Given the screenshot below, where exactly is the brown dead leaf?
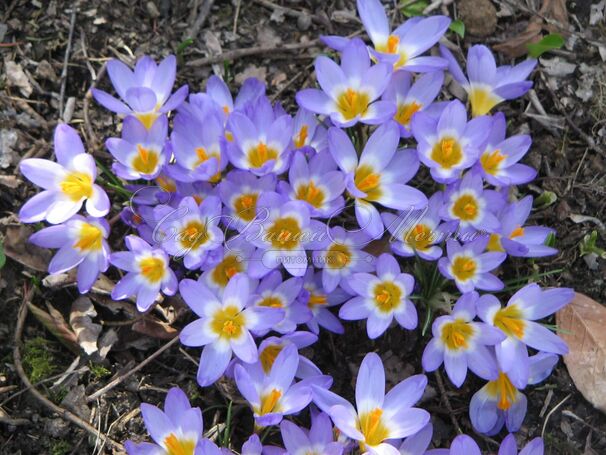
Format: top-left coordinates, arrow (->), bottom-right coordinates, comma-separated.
3,224 -> 51,272
70,297 -> 102,355
556,293 -> 606,413
132,318 -> 178,340
494,0 -> 569,58
26,301 -> 80,353
5,60 -> 33,98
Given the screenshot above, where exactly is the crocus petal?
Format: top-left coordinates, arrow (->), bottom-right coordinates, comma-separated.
197,342 -> 231,386
356,352 -> 385,414
329,404 -> 364,441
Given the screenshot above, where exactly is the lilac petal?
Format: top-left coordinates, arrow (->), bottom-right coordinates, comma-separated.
76,256 -> 100,293
295,89 -> 332,116
19,190 -> 56,223
268,344 -> 299,390
339,296 -> 371,320
312,385 -> 352,415
376,253 -> 400,277
125,87 -> 158,113
355,352 -> 385,414
329,404 -> 364,441
280,420 -> 310,454
49,245 -> 84,274
376,184 -> 427,211
106,59 -> 135,99
467,345 -> 499,381
355,200 -> 383,240
527,287 -> 573,320
357,0 -> 389,46
475,273 -> 504,291
197,342 -> 231,386
360,100 -> 396,125
385,407 -> 430,440
315,56 -> 346,97
528,352 -> 558,385
223,273 -> 249,309
467,45 -> 497,86
403,56 -> 448,72
151,55 -> 176,103
523,321 -> 568,355
112,272 -> 139,300
450,435 -> 481,455
320,34 -> 350,52
359,122 -> 399,171
437,100 -> 467,136
444,351 -> 468,387
20,158 -> 64,189
439,45 -> 468,86
469,386 -> 499,434
87,185 -> 110,218
342,38 -> 372,80
367,313 -> 392,339
29,225 -> 68,248
384,374 -> 427,412
180,318 -> 217,347
422,338 -> 444,372
505,392 -> 527,433
328,127 -> 358,173
162,85 -> 189,112
519,438 -> 544,455
179,279 -> 221,317
234,365 -> 260,406
164,386 -> 193,423
463,115 -> 492,147
140,403 -> 172,446
493,81 -> 533,100
54,124 -> 87,165
231,330 -> 258,363
279,382 -> 312,414
136,284 -> 160,311
401,15 -> 450,56
91,88 -> 132,114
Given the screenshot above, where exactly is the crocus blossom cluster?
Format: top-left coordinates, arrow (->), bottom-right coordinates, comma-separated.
18,0 -> 571,453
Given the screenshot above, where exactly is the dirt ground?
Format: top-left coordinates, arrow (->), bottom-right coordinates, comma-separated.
0,0 -> 605,454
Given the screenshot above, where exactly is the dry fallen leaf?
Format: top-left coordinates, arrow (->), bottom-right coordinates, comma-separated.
3,224 -> 52,272
132,318 -> 178,340
70,296 -> 102,355
26,301 -> 80,353
5,60 -> 33,97
556,293 -> 606,413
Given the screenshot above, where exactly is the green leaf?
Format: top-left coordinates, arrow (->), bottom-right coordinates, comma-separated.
527,33 -> 565,58
533,190 -> 557,210
449,20 -> 465,38
0,239 -> 5,270
401,0 -> 429,17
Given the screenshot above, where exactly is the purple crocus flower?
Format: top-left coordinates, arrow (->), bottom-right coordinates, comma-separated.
382,192 -> 452,261
250,271 -> 309,335
474,113 -> 536,185
92,55 -> 188,129
329,121 -> 427,239
19,124 -> 110,224
106,115 -> 168,180
166,101 -> 226,183
179,273 -> 283,387
110,235 -> 177,311
313,352 -> 429,455
340,253 -> 417,339
421,292 -> 505,387
438,237 -> 506,293
477,283 -> 572,387
219,170 -> 277,232
234,344 -> 313,427
498,434 -> 544,455
296,38 -> 395,128
153,195 -> 224,270
469,352 -> 559,435
278,152 -> 346,218
440,44 -> 537,117
322,0 -> 450,72
292,107 -> 329,154
411,100 -> 491,183
253,332 -> 322,380
486,196 -> 557,258
399,422 -> 433,455
427,434 -> 480,455
245,193 -> 327,278
300,269 -> 348,335
382,71 -> 444,137
312,226 -> 375,293
200,236 -> 256,295
225,96 -> 293,176
124,387 -> 206,455
242,434 -> 265,455
440,171 -> 504,235
279,412 -> 344,455
29,215 -> 110,293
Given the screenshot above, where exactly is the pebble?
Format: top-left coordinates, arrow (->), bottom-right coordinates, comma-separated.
458,0 -> 497,37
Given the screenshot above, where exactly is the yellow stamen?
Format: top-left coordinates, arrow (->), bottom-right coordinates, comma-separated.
510,226 -> 525,238
294,125 -> 309,148
373,281 -> 402,313
358,408 -> 389,448
259,344 -> 283,374
266,217 -> 302,250
451,256 -> 477,281
258,296 -> 284,308
486,233 -> 504,252
486,372 -> 518,410
404,223 -> 433,251
452,194 -> 479,221
156,174 -> 177,193
440,318 -> 475,350
211,255 -> 243,288
493,304 -> 526,339
248,142 -> 278,168
163,433 -> 196,455
326,243 -> 352,269
308,293 -> 327,308
210,305 -> 245,339
234,193 -> 258,222
73,223 -> 103,252
135,111 -> 160,130
60,171 -> 93,201
336,88 -> 370,121
179,220 -> 209,251
139,256 -> 165,283
395,101 -> 422,127
480,149 -> 506,175
354,165 -> 382,200
295,180 -> 325,208
431,137 -> 463,169
259,389 -> 282,415
469,86 -> 501,117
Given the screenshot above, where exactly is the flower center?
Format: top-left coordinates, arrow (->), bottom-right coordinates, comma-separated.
451,256 -> 477,282
60,171 -> 93,201
354,165 -> 382,200
179,220 -> 209,251
132,145 -> 160,175
73,223 -> 103,252
326,243 -> 352,270
480,149 -> 506,175
431,137 -> 463,170
294,125 -> 309,148
234,192 -> 258,222
135,111 -> 160,130
469,86 -> 501,117
373,281 -> 402,313
487,233 -> 504,252
395,101 -> 422,127
211,305 -> 245,339
139,256 -> 166,284
440,318 -> 475,351
266,216 -> 302,250
163,433 -> 196,455
258,295 -> 284,308
211,254 -> 243,288
404,223 -> 433,251
259,344 -> 283,374
248,142 -> 278,168
486,372 -> 518,410
452,194 -> 479,221
295,180 -> 325,209
259,388 -> 283,415
336,88 -> 370,121
307,292 -> 327,308
510,226 -> 525,238
493,304 -> 526,339
156,174 -> 177,193
358,408 -> 389,448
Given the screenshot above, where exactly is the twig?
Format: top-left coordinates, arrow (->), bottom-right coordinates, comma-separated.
86,336 -> 179,402
434,370 -> 463,435
232,0 -> 242,34
541,393 -> 571,438
13,290 -> 124,451
187,0 -> 216,41
59,8 -> 77,121
186,40 -> 319,67
0,408 -> 29,426
270,62 -> 314,102
82,62 -> 108,156
540,72 -> 606,158
252,0 -> 328,28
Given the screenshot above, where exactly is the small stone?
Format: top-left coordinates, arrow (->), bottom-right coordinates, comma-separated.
297,13 -> 312,31
145,1 -> 160,18
458,0 -> 497,37
45,418 -> 70,438
35,59 -> 57,82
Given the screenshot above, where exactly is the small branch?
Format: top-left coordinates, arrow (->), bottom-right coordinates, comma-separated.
13,289 -> 124,451
187,0 -> 215,41
86,335 -> 179,402
58,8 -> 77,121
82,62 -> 108,156
434,370 -> 463,435
186,40 -> 319,67
252,0 -> 328,28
